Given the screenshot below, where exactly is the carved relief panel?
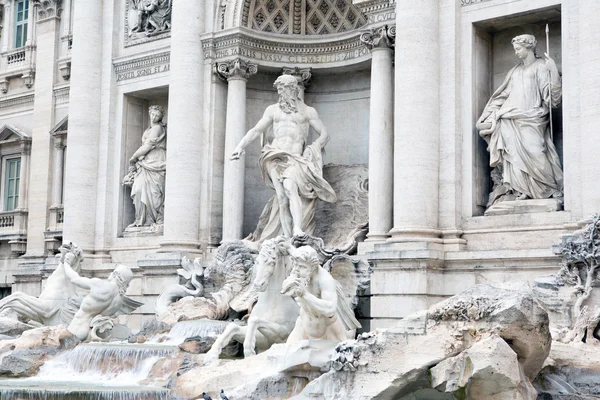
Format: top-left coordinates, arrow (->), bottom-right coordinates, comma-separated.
124,0 -> 172,47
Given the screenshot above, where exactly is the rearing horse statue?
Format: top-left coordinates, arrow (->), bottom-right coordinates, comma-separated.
205,237 -> 299,362
0,242 -> 84,327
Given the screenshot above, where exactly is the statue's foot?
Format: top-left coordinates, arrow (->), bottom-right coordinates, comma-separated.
243,348 -> 257,358
203,350 -> 219,365
515,192 -> 529,200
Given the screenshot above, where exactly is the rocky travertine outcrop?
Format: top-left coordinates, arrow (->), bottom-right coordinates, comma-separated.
172,281 -> 550,400
0,326 -> 79,377
294,281 -> 549,400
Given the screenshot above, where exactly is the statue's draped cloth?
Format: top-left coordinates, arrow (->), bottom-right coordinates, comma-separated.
248,143 -> 337,242
480,59 -> 563,200
131,124 -> 166,226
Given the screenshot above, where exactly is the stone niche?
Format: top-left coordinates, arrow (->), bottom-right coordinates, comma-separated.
471,6 -> 562,216
118,87 -> 169,236
242,68 -> 370,236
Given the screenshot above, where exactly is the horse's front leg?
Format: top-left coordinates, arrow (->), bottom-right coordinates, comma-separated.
243,316 -> 262,358
204,322 -> 246,364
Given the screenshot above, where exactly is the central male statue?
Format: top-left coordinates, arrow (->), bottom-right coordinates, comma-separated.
231,74 -> 337,241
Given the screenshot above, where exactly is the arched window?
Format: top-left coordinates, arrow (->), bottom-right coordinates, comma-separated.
243,0 -> 367,35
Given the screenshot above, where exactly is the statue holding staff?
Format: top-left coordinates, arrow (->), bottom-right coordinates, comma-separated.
476,34 -> 563,207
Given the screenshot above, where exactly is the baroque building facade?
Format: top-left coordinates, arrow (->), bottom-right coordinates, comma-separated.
0,0 -> 598,330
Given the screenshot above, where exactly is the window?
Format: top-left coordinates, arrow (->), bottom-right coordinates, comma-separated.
4,157 -> 20,211
14,0 -> 29,48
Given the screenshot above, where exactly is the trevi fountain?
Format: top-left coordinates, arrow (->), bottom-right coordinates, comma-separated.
0,0 -> 598,399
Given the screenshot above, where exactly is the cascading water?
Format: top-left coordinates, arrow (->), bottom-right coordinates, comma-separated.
150,319 -> 229,345
0,342 -> 179,400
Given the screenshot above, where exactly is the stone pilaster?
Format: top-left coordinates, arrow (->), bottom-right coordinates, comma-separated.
215,58 -> 257,241
62,0 -> 102,253
389,1 -> 441,244
51,137 -> 66,206
282,67 -> 311,101
360,25 -> 395,242
1,2 -> 11,52
17,141 -> 31,210
580,1 -> 600,216
23,0 -> 61,258
160,0 -> 205,251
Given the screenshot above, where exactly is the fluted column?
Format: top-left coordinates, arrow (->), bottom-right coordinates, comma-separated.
361,25 -> 395,242
62,0 -> 102,252
580,1 -> 600,216
282,67 -> 311,101
389,2 -> 440,243
160,0 -> 205,251
215,59 -> 257,241
51,137 -> 65,206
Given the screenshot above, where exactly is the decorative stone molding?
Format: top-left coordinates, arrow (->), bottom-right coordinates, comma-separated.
359,24 -> 395,50
282,66 -> 311,88
460,0 -> 494,5
32,0 -> 63,20
353,0 -> 395,24
214,58 -> 258,81
0,78 -> 8,94
242,0 -> 367,35
22,70 -> 34,88
58,61 -> 70,80
202,28 -> 371,69
53,86 -> 70,105
113,51 -> 170,82
0,93 -> 34,109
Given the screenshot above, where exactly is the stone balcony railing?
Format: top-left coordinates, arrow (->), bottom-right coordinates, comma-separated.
0,45 -> 36,93
0,209 -> 28,254
45,205 -> 64,253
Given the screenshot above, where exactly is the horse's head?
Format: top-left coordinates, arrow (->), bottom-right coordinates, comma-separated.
253,238 -> 284,292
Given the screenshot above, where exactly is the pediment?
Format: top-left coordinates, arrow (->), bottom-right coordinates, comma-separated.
0,124 -> 30,142
50,115 -> 68,135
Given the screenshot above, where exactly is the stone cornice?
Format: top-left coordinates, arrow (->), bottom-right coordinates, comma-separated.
113,51 -> 170,82
360,25 -> 395,50
0,93 -> 34,110
32,0 -> 62,20
201,27 -> 371,70
353,0 -> 395,24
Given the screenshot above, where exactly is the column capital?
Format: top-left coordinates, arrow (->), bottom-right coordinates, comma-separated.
360,25 -> 396,51
214,58 -> 258,82
33,0 -> 63,20
282,67 -> 312,89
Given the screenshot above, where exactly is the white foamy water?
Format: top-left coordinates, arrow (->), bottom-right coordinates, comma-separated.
149,319 -> 229,345
27,342 -> 178,386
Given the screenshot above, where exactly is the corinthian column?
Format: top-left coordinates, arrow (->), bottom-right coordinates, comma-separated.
389,2 -> 441,243
282,67 -> 311,101
360,25 -> 395,242
215,59 -> 257,241
160,0 -> 205,251
62,0 -> 101,253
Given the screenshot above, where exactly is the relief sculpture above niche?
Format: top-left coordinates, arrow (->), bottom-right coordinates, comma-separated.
125,0 -> 172,47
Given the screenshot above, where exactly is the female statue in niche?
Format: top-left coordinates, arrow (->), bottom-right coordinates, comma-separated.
123,105 -> 167,233
476,34 -> 563,207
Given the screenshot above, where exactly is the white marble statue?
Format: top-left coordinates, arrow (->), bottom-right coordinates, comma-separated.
123,105 -> 167,233
130,0 -> 172,37
0,243 -> 84,328
282,245 -> 361,343
231,74 -> 337,241
205,237 -> 299,362
476,34 -> 563,206
61,262 -> 142,341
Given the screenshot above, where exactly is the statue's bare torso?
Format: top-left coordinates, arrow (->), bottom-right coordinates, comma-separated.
268,103 -> 311,155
